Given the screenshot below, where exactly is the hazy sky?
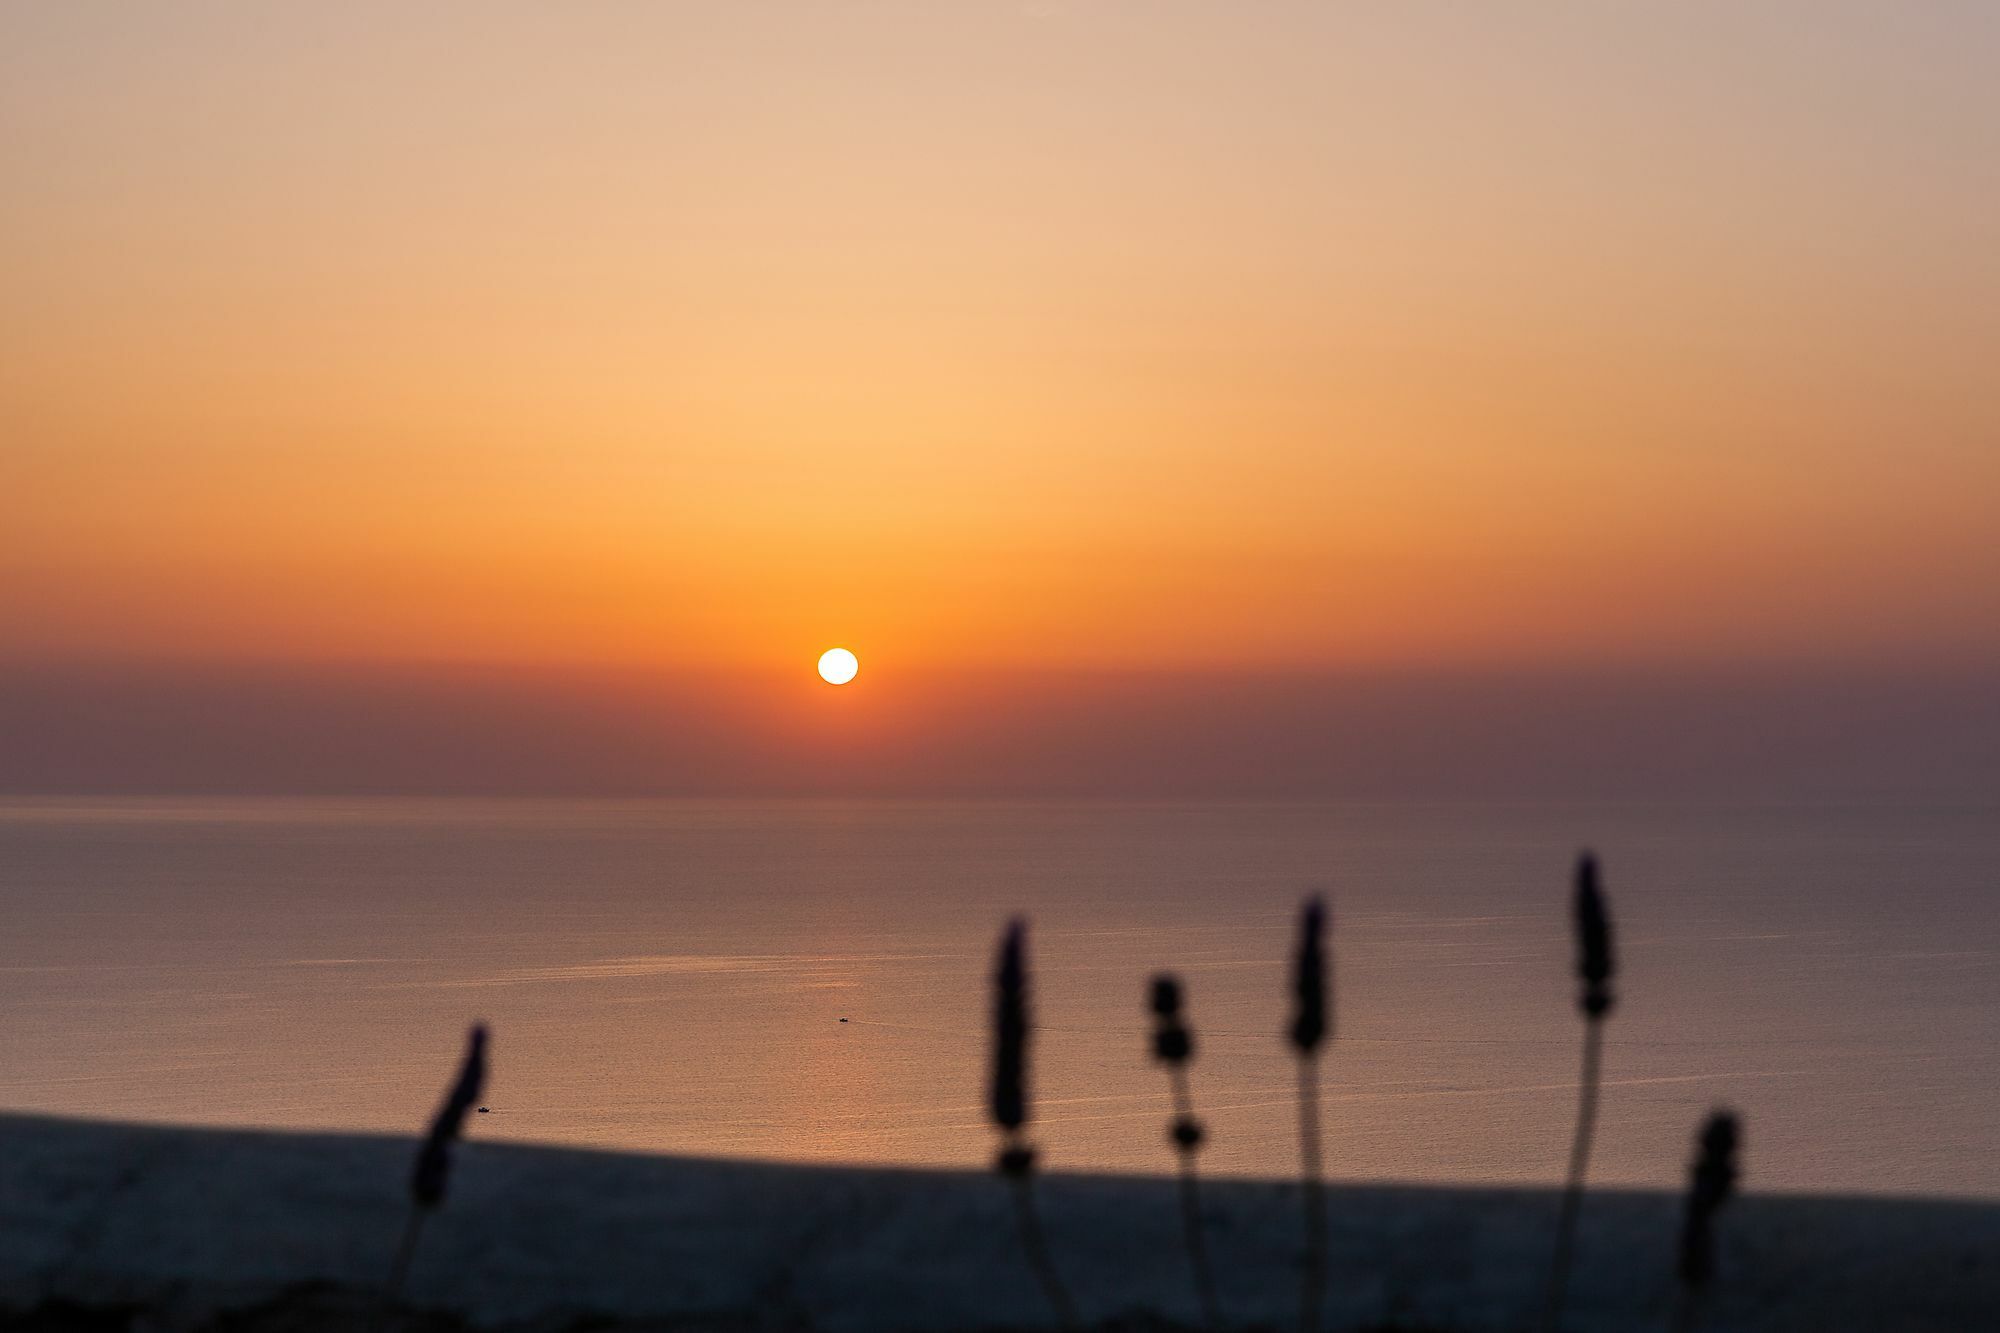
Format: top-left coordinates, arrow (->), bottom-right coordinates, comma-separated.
4,4 -> 1997,793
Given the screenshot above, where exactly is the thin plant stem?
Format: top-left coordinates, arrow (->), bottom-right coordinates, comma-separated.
1168,1064 -> 1222,1331
384,1206 -> 427,1306
1297,1050 -> 1325,1333
1669,1288 -> 1701,1333
1542,1016 -> 1606,1333
1008,1164 -> 1078,1332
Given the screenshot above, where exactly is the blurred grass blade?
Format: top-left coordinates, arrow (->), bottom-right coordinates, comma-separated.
1543,853 -> 1616,1333
989,919 -> 1075,1331
387,1024 -> 488,1304
1289,895 -> 1330,1333
1151,973 -> 1219,1330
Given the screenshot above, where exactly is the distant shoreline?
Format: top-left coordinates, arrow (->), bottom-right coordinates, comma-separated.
3,1113 -> 1994,1330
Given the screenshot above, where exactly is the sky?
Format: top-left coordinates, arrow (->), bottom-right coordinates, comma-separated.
3,3 -> 1997,796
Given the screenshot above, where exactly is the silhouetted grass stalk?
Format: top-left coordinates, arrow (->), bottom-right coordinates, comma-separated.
1150,975 -> 1220,1331
386,1024 -> 488,1305
1671,1111 -> 1741,1333
1542,854 -> 1615,1333
990,920 -> 1077,1331
384,1211 -> 426,1307
1288,897 -> 1330,1333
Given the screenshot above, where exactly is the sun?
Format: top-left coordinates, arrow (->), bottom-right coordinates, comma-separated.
816,647 -> 859,686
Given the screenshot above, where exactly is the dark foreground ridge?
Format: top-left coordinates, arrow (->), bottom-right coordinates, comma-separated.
1,1114 -> 1993,1332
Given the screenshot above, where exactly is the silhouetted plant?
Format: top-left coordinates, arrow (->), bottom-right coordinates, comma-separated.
387,1024 -> 488,1303
1288,896 -> 1331,1333
1540,853 -> 1615,1333
1671,1111 -> 1742,1333
1149,973 -> 1220,1331
990,919 -> 1077,1330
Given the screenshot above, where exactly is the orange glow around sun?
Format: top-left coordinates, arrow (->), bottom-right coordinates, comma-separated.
2,5 -> 1997,678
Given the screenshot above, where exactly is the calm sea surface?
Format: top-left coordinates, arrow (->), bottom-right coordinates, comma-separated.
0,798 -> 1993,1197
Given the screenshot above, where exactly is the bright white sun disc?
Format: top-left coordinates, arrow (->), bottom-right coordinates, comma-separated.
817,648 -> 859,685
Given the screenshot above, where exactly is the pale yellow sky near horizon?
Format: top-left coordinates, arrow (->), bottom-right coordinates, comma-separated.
5,2 -> 1998,675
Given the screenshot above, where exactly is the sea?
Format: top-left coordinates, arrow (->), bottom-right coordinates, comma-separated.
0,798 -> 1993,1198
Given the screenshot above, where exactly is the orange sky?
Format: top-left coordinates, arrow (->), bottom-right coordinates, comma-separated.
5,3 -> 1998,678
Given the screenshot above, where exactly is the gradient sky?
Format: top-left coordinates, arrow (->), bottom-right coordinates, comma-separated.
4,4 -> 1998,794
